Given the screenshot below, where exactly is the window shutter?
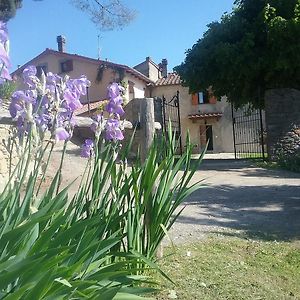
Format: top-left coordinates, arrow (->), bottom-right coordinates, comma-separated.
61,60 -> 73,73
191,93 -> 198,105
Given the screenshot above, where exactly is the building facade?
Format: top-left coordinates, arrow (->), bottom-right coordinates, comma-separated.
12,36 -> 152,107
134,58 -> 234,153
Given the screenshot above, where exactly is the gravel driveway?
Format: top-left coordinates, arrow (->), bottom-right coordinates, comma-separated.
48,142 -> 300,243
171,159 -> 300,243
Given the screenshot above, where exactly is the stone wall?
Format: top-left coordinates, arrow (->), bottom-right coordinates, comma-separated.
0,124 -> 14,189
265,88 -> 300,159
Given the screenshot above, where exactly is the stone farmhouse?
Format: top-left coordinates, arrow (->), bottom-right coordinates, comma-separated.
12,36 -> 235,154
135,57 -> 234,153
12,36 -> 152,105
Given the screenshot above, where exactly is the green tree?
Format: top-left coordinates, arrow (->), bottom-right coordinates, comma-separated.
0,80 -> 16,106
0,0 -> 22,21
175,0 -> 300,108
0,0 -> 135,30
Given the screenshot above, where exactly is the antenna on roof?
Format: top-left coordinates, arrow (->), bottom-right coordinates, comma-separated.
97,35 -> 102,60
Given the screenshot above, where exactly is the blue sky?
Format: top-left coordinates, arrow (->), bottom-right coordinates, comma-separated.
8,0 -> 234,72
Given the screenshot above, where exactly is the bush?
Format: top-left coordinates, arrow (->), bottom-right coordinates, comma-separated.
274,125 -> 300,173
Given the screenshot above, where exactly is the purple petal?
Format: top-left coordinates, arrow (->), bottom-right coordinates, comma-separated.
67,75 -> 91,97
9,102 -> 17,118
0,43 -> 10,67
12,90 -> 36,104
0,22 -> 8,43
105,118 -> 124,141
23,66 -> 38,87
0,65 -> 11,81
107,82 -> 124,99
55,127 -> 70,141
80,139 -> 94,158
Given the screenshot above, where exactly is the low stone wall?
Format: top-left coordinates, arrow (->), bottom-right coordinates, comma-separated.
0,124 -> 15,188
265,88 -> 300,159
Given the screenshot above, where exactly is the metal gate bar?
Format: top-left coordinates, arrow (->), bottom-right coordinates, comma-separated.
232,104 -> 266,160
161,91 -> 183,154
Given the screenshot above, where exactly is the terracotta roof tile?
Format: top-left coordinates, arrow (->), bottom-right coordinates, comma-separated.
188,112 -> 223,120
12,49 -> 153,84
75,101 -> 104,116
155,73 -> 181,86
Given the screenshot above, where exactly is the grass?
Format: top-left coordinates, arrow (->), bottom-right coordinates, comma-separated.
238,152 -> 267,159
255,160 -> 300,173
154,236 -> 300,300
255,160 -> 281,170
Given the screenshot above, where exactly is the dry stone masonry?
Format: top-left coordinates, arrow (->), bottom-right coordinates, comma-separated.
265,88 -> 300,164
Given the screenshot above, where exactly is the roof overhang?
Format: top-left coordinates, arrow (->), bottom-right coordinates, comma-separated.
11,49 -> 154,84
188,112 -> 223,121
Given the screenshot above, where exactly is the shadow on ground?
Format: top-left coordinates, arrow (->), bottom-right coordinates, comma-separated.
179,183 -> 300,241
199,159 -> 300,179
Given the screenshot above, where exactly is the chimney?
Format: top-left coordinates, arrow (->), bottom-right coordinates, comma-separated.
160,59 -> 168,77
56,35 -> 66,52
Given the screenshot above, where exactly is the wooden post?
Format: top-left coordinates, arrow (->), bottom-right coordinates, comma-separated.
139,98 -> 155,162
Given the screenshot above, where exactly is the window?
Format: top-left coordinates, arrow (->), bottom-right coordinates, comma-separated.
60,60 -> 73,73
191,91 -> 209,105
36,64 -> 48,77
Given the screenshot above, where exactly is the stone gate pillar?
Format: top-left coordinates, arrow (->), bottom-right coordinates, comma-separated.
265,88 -> 300,160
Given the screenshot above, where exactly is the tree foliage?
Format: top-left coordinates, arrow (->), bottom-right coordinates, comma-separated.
175,0 -> 300,108
0,0 -> 22,21
0,0 -> 135,30
71,0 -> 135,30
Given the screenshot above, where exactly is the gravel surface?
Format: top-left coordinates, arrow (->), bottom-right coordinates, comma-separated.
48,142 -> 300,243
170,160 -> 300,243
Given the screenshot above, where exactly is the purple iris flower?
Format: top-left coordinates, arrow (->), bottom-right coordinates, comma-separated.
63,76 -> 90,112
9,64 -> 93,144
105,118 -> 124,141
106,95 -> 125,116
68,75 -> 91,96
55,127 -> 70,141
0,22 -> 8,42
0,22 -> 11,83
0,66 -> 11,83
35,113 -> 52,132
9,102 -> 17,118
90,113 -> 104,134
46,72 -> 61,92
0,43 -> 10,68
107,82 -> 124,99
81,139 -> 94,158
23,66 -> 39,88
9,91 -> 36,118
63,88 -> 83,111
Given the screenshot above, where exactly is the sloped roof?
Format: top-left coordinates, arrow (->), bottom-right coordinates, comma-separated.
12,49 -> 154,84
133,57 -> 160,70
74,101 -> 104,116
155,73 -> 181,86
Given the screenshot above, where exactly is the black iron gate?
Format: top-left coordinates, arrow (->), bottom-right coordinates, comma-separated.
232,104 -> 266,160
156,91 -> 182,154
